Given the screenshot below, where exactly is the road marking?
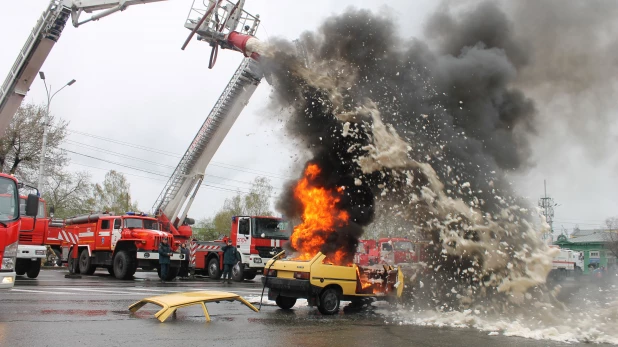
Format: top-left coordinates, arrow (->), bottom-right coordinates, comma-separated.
9,288 -> 73,295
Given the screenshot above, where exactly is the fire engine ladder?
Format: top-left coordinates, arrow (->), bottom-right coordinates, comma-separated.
0,0 -> 70,135
153,57 -> 263,227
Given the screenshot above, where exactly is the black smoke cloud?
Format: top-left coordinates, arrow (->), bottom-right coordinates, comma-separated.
265,0 -> 617,267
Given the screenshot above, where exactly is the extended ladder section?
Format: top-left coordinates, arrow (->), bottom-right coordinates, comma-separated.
0,0 -> 70,134
153,57 -> 263,227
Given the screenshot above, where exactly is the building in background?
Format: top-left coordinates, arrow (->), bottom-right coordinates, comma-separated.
555,232 -> 617,274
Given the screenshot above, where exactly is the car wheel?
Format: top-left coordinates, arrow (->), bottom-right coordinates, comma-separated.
318,287 -> 340,315
276,296 -> 297,310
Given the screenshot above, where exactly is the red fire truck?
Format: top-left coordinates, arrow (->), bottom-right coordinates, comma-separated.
0,174 -> 39,289
377,237 -> 416,264
15,194 -> 49,279
192,216 -> 290,282
62,212 -> 185,280
354,239 -> 378,266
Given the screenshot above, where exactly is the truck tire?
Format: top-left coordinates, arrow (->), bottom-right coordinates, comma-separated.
26,260 -> 41,279
318,287 -> 341,315
68,257 -> 81,274
232,263 -> 244,282
79,249 -> 96,275
107,267 -> 115,277
243,272 -> 257,280
208,258 -> 222,280
113,250 -> 136,280
15,260 -> 27,276
276,296 -> 297,310
54,249 -> 62,267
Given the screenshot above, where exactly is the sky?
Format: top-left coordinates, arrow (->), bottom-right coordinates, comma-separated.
1,0 -> 616,232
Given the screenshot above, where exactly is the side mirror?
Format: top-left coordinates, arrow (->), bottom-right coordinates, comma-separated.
25,194 -> 39,217
49,206 -> 55,218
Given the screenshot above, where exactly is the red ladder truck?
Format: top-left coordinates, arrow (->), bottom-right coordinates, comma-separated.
0,174 -> 39,289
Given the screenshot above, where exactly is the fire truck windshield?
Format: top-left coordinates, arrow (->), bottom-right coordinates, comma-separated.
124,218 -> 159,230
0,177 -> 18,222
393,241 -> 413,251
252,218 -> 290,240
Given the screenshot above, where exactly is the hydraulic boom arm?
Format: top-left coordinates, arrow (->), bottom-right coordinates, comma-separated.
0,0 -> 167,135
153,0 -> 264,241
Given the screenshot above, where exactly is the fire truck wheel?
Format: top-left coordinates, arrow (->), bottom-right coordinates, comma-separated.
275,296 -> 297,310
15,261 -> 26,276
207,258 -> 222,279
232,263 -> 244,282
318,287 -> 341,315
68,257 -> 81,274
26,260 -> 41,279
113,250 -> 136,280
243,272 -> 257,280
79,249 -> 96,275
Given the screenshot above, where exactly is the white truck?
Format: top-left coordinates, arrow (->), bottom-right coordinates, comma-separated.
550,246 -> 583,278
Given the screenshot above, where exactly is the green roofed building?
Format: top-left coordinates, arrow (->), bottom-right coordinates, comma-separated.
554,231 -> 617,274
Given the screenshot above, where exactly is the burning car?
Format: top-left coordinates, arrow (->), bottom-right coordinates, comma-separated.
262,251 -> 404,315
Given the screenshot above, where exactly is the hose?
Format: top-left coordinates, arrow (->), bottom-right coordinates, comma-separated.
258,256 -> 280,311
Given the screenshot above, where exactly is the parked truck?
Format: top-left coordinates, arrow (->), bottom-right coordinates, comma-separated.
550,246 -> 584,277
61,212 -> 185,280
0,174 -> 39,289
192,216 -> 290,282
15,194 -> 49,278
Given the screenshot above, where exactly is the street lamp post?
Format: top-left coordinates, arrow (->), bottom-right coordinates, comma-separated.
37,71 -> 76,193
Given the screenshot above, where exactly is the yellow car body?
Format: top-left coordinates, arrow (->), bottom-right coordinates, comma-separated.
262,252 -> 404,314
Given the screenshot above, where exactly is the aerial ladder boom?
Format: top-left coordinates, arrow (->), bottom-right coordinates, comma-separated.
153,0 -> 264,241
0,0 -> 167,135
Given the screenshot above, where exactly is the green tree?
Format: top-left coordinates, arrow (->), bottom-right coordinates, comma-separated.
191,217 -> 220,241
88,170 -> 138,213
206,176 -> 275,236
42,170 -> 92,218
244,177 -> 274,216
0,103 -> 68,182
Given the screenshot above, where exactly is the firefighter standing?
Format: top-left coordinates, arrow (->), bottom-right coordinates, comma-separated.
179,242 -> 190,279
158,237 -> 173,283
221,240 -> 241,284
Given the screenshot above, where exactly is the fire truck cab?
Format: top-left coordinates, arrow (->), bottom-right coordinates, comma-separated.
63,212 -> 183,280
193,216 -> 290,281
15,196 -> 49,279
378,237 -> 415,265
0,174 -> 39,289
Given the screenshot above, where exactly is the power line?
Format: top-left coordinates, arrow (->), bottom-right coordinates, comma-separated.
64,127 -> 295,180
70,161 -> 282,198
62,147 -> 284,190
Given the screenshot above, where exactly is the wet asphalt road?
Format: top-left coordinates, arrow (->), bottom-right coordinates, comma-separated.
0,269 -> 603,347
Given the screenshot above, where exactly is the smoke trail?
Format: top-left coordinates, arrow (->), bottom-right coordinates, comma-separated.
259,0 -> 618,321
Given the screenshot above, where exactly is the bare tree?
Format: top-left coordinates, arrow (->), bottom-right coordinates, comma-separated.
42,171 -> 92,218
603,217 -> 618,259
0,103 -> 68,182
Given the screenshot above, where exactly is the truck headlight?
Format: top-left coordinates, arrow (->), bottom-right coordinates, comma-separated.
36,250 -> 46,256
252,258 -> 262,264
2,241 -> 18,270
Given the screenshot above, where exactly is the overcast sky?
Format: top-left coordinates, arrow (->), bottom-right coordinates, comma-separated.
1,0 -> 616,232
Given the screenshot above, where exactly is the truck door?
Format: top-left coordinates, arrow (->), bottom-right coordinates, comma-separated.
237,217 -> 251,256
111,218 -> 121,250
97,219 -> 112,249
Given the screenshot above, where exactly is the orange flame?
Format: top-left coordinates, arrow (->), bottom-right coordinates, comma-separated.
290,164 -> 350,264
